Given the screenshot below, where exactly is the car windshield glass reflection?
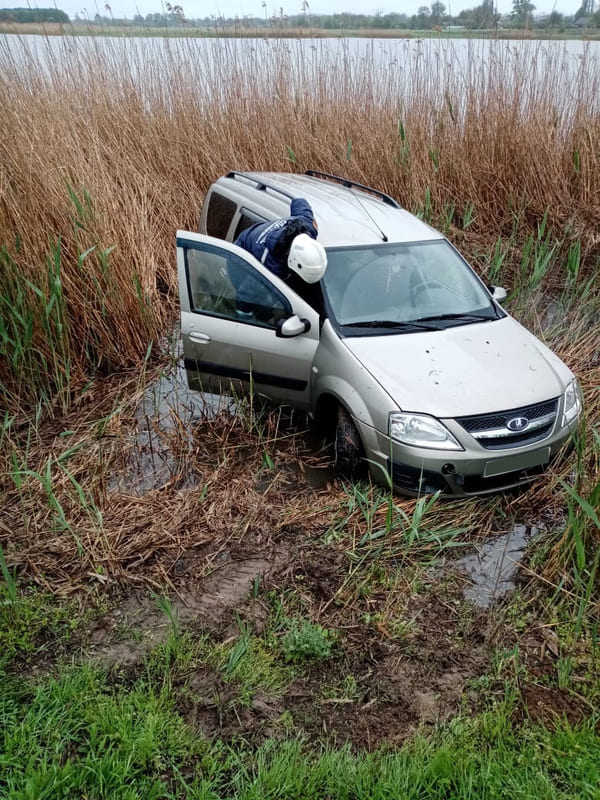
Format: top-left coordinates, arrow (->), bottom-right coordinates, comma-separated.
322,240 -> 499,330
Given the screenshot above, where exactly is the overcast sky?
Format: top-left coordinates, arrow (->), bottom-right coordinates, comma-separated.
0,0 -> 581,22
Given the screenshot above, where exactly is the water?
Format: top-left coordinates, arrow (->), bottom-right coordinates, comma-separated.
111,340 -> 335,494
110,344 -> 226,494
456,524 -> 537,608
2,34 -> 599,111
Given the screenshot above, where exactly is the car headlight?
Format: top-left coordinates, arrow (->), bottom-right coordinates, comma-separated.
563,378 -> 583,426
389,412 -> 463,450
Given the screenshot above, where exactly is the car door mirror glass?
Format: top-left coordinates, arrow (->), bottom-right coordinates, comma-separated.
277,315 -> 311,338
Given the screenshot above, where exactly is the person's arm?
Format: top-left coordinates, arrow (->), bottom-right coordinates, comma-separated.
290,198 -> 317,236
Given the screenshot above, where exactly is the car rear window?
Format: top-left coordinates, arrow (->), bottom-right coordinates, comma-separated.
233,208 -> 266,241
205,192 -> 237,239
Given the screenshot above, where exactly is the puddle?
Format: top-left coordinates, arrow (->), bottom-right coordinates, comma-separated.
110,338 -> 334,495
457,525 -> 538,608
110,342 -> 229,494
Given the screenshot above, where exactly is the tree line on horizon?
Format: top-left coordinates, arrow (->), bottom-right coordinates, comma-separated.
0,8 -> 69,23
1,1 -> 599,30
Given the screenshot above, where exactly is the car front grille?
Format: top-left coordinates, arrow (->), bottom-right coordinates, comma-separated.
456,397 -> 559,451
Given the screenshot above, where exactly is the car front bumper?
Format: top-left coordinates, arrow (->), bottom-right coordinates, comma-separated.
357,415 -> 580,497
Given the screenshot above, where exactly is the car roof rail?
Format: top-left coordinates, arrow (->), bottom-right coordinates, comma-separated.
304,170 -> 401,208
224,171 -> 296,202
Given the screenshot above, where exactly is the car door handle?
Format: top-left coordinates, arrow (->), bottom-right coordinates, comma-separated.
189,332 -> 212,344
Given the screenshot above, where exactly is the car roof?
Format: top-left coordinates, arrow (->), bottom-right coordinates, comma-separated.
215,171 -> 443,248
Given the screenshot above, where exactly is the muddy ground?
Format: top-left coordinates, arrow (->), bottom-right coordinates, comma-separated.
53,512 -> 589,751
5,357 -> 594,752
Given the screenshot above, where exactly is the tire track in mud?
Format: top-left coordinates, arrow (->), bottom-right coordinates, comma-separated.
83,549 -> 288,668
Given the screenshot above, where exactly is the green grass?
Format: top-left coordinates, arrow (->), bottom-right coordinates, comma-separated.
0,663 -> 205,798
279,617 -> 336,664
324,482 -> 467,578
1,656 -> 599,799
218,620 -> 294,702
0,576 -> 81,664
223,723 -> 600,799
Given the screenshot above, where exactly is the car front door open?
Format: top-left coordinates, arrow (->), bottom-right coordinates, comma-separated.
176,231 -> 320,409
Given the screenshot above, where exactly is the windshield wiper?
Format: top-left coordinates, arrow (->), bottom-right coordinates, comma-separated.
343,319 -> 438,331
413,312 -> 498,325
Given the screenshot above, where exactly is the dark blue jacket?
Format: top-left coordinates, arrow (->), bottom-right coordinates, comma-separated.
234,198 -> 318,279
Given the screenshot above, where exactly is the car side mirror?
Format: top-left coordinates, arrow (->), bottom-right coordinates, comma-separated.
276,315 -> 311,338
490,286 -> 508,304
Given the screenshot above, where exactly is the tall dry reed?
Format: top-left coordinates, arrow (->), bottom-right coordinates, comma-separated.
0,35 -> 599,414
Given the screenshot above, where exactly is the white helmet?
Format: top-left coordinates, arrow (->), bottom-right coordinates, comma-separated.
287,234 -> 327,284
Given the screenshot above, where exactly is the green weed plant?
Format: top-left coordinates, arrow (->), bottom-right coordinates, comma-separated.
280,617 -> 335,663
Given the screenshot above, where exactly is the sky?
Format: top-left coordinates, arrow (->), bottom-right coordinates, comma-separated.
0,0 -> 581,23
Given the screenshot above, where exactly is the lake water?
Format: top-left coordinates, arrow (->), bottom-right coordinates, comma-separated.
2,34 -> 599,110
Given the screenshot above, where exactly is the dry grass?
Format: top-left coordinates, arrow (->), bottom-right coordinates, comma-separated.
0,380 -> 335,591
0,340 -> 596,595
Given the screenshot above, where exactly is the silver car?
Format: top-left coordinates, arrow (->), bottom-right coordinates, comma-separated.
176,171 -> 582,496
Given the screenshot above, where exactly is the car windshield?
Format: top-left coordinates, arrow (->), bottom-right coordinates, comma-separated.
322,240 -> 499,331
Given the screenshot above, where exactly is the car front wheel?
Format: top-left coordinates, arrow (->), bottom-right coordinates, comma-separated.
334,405 -> 364,478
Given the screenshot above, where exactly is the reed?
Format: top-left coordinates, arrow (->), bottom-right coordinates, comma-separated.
1,35 -> 599,413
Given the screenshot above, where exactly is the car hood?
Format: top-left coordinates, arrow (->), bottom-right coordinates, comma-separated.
343,316 -> 573,417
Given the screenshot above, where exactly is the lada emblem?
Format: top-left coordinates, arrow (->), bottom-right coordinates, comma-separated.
507,416 -> 529,432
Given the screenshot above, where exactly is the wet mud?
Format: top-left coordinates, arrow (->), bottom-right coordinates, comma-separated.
110,347 -> 336,495
10,355 -> 589,752
63,516 -> 568,751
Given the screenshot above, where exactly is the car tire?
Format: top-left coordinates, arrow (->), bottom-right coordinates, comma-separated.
334,405 -> 364,478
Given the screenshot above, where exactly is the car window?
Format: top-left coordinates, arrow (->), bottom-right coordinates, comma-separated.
185,244 -> 291,328
323,240 -> 496,327
232,208 -> 266,241
205,192 -> 237,239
